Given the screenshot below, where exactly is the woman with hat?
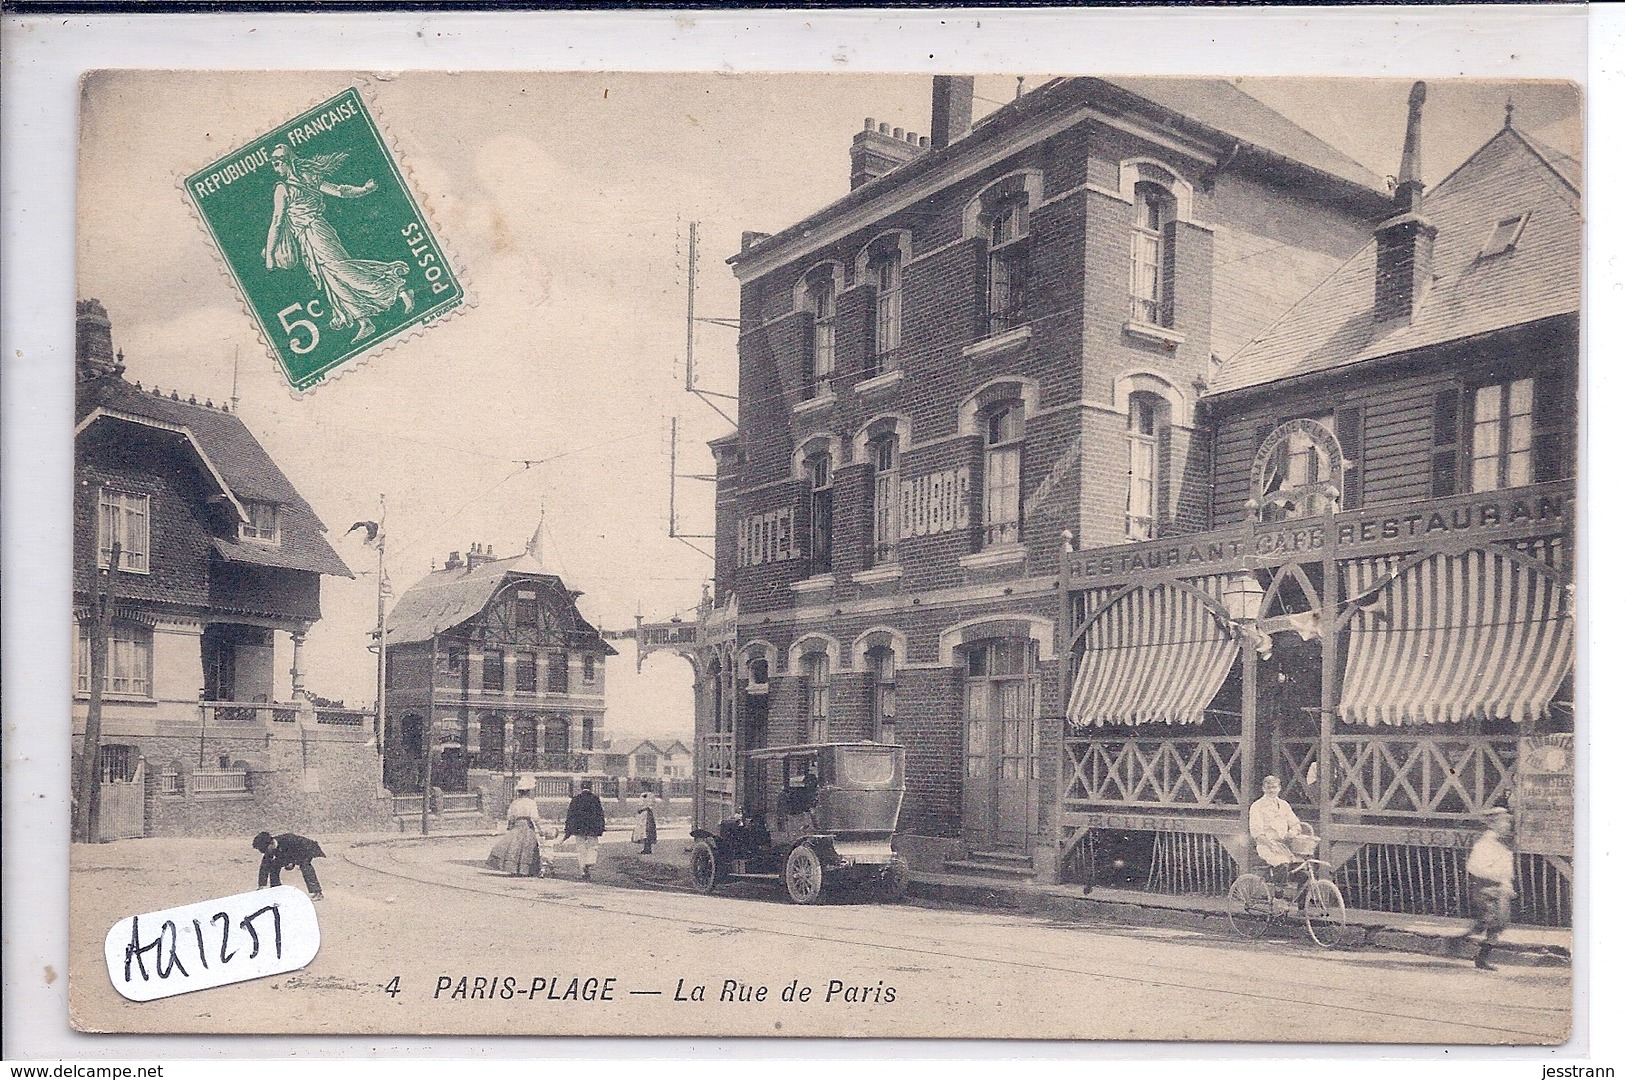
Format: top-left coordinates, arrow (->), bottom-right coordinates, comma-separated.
487,775 -> 546,877
631,791 -> 659,855
1459,805 -> 1516,970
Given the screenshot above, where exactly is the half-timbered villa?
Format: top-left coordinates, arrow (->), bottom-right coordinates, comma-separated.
382,543 -> 617,811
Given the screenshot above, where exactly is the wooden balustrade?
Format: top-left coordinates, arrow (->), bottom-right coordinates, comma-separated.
1063,736 -> 1242,810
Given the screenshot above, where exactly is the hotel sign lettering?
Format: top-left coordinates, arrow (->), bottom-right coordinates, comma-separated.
736,508 -> 801,568
899,466 -> 972,539
1071,487 -> 1570,582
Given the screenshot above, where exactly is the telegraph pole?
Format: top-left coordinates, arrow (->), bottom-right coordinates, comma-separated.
73,541 -> 119,843
374,495 -> 388,754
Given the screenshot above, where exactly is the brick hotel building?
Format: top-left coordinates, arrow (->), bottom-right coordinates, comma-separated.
689,78 -> 1577,922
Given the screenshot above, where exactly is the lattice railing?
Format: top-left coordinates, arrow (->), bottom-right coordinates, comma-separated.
1063,737 -> 1242,809
1277,738 -> 1319,807
1327,735 -> 1517,819
192,768 -> 248,794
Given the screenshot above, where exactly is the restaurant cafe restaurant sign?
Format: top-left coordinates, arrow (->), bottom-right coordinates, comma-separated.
1069,483 -> 1570,583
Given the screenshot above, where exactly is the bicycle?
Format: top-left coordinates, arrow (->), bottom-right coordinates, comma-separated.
1227,831 -> 1350,948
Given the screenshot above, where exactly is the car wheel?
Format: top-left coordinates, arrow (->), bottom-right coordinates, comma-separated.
690,841 -> 721,893
784,843 -> 824,905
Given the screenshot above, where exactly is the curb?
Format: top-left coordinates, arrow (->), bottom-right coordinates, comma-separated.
358,833 -> 1571,968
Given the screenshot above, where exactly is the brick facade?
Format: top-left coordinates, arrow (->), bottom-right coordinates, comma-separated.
707,78 -> 1391,877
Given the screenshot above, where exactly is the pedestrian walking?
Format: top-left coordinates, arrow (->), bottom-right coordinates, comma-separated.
252,830 -> 326,900
631,791 -> 659,855
488,775 -> 547,877
1458,806 -> 1516,970
564,780 -> 606,880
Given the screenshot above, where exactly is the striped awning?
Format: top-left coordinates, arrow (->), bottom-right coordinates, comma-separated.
1067,583 -> 1239,728
1339,548 -> 1573,725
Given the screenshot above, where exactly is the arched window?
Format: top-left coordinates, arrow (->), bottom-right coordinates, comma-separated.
867,644 -> 897,743
983,196 -> 1030,335
870,430 -> 899,564
802,650 -> 831,743
1253,417 -> 1343,522
805,449 -> 834,575
1125,391 -> 1169,540
982,400 -> 1025,547
800,267 -> 837,400
1131,181 -> 1178,327
872,247 -> 903,371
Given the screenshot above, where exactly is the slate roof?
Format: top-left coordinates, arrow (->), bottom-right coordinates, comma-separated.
1105,77 -> 1388,195
1210,126 -> 1581,396
385,551 -> 615,652
76,377 -> 352,578
733,76 -> 1391,273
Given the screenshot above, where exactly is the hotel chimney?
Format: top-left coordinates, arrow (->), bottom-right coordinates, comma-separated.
1374,82 -> 1437,323
931,75 -> 974,150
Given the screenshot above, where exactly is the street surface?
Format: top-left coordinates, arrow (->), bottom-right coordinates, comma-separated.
68,833 -> 1571,1042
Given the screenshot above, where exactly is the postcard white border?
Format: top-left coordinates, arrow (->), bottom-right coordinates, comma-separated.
0,5 -> 1610,1073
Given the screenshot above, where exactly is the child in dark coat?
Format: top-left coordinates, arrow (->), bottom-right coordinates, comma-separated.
252,831 -> 326,900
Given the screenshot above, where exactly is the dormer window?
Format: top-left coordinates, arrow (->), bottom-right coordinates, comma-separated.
241,501 -> 280,545
1480,211 -> 1530,258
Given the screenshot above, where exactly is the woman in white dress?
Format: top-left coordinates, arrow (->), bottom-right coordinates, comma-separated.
488,775 -> 545,877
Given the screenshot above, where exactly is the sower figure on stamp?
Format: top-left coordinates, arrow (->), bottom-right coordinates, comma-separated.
253,830 -> 326,900
1458,806 -> 1516,970
564,780 -> 606,880
263,144 -> 414,343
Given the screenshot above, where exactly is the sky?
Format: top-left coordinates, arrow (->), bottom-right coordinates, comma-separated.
76,71 -> 1582,744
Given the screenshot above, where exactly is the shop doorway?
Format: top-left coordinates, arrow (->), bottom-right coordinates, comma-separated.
963,639 -> 1039,850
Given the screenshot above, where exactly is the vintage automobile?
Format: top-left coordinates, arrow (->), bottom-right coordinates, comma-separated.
689,742 -> 908,905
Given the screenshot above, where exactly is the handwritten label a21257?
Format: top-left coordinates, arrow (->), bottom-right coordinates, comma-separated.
104,886 -> 321,1002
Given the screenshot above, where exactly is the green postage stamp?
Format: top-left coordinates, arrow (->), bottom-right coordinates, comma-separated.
185,87 -> 464,391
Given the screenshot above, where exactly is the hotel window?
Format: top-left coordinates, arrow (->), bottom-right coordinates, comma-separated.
483,651 -> 506,692
1125,392 -> 1165,540
1470,379 -> 1536,492
581,717 -> 596,751
97,489 -> 149,572
76,621 -> 152,697
808,273 -> 836,399
868,645 -> 897,744
983,401 -> 1025,547
240,501 -> 280,544
547,652 -> 570,694
803,651 -> 830,743
871,433 -> 899,564
583,653 -> 597,683
808,450 -> 834,576
872,248 -> 903,372
984,196 -> 1030,336
514,588 -> 538,627
515,652 -> 537,693
1131,182 -> 1177,327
